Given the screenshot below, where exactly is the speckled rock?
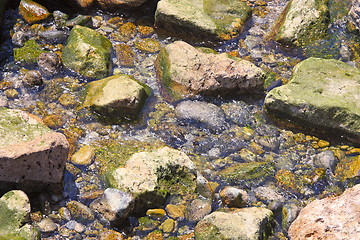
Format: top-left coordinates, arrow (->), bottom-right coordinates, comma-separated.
108,147 -> 197,212
62,25 -> 112,79
195,207 -> 274,240
274,0 -> 329,46
67,201 -> 95,223
265,58 -> 360,144
289,184 -> 360,240
175,100 -> 226,129
155,0 -> 252,41
22,70 -> 43,87
0,190 -> 40,239
314,150 -> 338,173
37,52 -> 62,76
156,41 -> 265,98
90,188 -> 134,225
82,74 -> 150,120
19,0 -> 50,24
0,108 -> 69,192
115,44 -> 136,67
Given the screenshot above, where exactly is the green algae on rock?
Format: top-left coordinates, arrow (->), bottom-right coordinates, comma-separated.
154,0 -> 251,42
0,190 -> 40,240
264,57 -> 360,144
13,40 -> 47,63
195,208 -> 274,240
218,162 -> 275,183
81,74 -> 150,121
274,0 -> 330,46
135,38 -> 161,53
108,147 -> 197,213
0,108 -> 69,191
62,25 -> 112,79
19,0 -> 50,24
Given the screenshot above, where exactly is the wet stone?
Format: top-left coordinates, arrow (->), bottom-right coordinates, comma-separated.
67,201 -> 95,223
4,89 -> 19,99
37,52 -> 62,76
71,145 -> 95,166
115,43 -> 136,67
36,218 -> 58,233
219,186 -> 248,208
19,0 -> 50,24
14,40 -> 47,63
146,209 -> 166,220
185,199 -> 212,222
22,70 -> 43,87
165,204 -> 185,220
135,39 -> 161,53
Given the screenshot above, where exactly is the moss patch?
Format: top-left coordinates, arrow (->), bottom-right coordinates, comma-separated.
13,40 -> 47,63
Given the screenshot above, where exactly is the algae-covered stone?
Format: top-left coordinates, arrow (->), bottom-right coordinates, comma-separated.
62,25 -> 112,79
264,58 -> 360,144
335,155 -> 360,181
115,44 -> 136,67
135,39 -> 161,53
275,0 -> 329,46
155,0 -> 251,41
19,0 -> 50,24
82,74 -> 150,120
156,41 -> 265,99
218,162 -> 275,183
13,40 -> 47,63
0,190 -> 40,239
195,208 -> 274,240
0,108 -> 69,191
108,147 -> 197,212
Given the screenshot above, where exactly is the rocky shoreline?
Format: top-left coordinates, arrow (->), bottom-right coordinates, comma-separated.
0,0 -> 359,239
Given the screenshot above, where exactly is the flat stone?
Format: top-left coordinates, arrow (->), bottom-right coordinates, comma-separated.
0,108 -> 69,192
82,74 -> 150,120
156,41 -> 265,99
195,207 -> 274,240
71,145 -> 95,166
289,184 -> 360,240
264,58 -> 360,144
155,0 -> 251,41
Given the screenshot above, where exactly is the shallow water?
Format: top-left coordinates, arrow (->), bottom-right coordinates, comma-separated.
0,0 -> 359,239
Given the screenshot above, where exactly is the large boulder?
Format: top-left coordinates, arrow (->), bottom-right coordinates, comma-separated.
274,0 -> 329,46
81,74 -> 150,121
155,0 -> 251,42
156,41 -> 265,99
289,184 -> 360,240
0,190 -> 40,239
194,208 -> 274,240
108,147 -> 197,213
264,57 -> 360,144
62,25 -> 112,79
0,108 -> 69,192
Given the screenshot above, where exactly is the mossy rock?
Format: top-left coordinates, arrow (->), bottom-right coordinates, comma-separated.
13,40 -> 47,63
81,74 -> 151,122
155,0 -> 251,42
264,58 -> 360,144
218,162 -> 275,183
62,25 -> 112,79
274,0 -> 330,46
335,155 -> 360,181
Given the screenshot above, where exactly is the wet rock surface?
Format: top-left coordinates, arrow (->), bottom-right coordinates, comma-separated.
0,0 -> 359,239
264,57 -> 360,144
0,108 -> 69,191
157,40 -> 265,98
289,184 -> 360,240
62,25 -> 112,79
